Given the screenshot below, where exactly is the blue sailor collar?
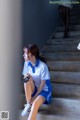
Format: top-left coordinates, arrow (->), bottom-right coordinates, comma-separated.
28,59 -> 39,73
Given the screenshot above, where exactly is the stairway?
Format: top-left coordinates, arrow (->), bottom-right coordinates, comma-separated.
20,4 -> 80,120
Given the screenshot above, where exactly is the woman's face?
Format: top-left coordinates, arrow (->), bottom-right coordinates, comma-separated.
23,48 -> 28,61
28,52 -> 35,63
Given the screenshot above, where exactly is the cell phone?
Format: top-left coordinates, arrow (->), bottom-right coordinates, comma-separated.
23,76 -> 30,83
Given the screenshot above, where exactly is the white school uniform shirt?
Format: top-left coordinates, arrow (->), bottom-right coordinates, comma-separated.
59,0 -> 72,8
22,59 -> 52,92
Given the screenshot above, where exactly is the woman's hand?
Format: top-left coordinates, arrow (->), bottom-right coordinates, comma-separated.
24,73 -> 32,80
26,73 -> 34,83
29,81 -> 46,104
29,95 -> 37,104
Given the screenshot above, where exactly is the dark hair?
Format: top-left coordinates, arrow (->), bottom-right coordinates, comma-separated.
23,45 -> 28,50
27,44 -> 46,63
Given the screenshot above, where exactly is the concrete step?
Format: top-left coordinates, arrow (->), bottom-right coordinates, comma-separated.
42,52 -> 80,61
56,25 -> 80,32
47,61 -> 80,71
70,20 -> 80,24
71,5 -> 80,12
20,71 -> 80,95
70,13 -> 80,20
70,14 -> 80,20
71,10 -> 80,16
46,38 -> 80,45
71,6 -> 80,12
41,44 -> 79,52
20,111 -> 80,120
39,98 -> 80,116
20,95 -> 80,117
60,21 -> 80,26
70,17 -> 80,23
52,83 -> 80,98
54,30 -> 80,38
37,113 -> 80,120
71,7 -> 80,13
19,112 -> 80,120
50,71 -> 80,84
72,5 -> 80,10
20,71 -> 80,97
73,4 -> 80,7
20,82 -> 80,99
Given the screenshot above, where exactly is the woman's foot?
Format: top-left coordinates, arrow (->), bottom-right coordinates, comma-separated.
21,103 -> 32,117
77,43 -> 80,50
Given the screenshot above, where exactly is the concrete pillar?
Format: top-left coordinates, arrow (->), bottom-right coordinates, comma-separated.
0,0 -> 22,119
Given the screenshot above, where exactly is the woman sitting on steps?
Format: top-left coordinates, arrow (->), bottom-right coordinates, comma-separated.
21,44 -> 52,120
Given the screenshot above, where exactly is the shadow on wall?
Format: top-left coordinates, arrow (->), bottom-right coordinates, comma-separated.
22,0 -> 61,48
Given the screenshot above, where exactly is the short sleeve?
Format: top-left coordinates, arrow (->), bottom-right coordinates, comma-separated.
22,62 -> 28,76
41,64 -> 50,80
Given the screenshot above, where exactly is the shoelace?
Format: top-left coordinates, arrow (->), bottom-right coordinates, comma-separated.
28,104 -> 32,112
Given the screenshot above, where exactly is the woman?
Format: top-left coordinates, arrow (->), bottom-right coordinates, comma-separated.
59,0 -> 72,37
21,44 -> 52,120
22,46 -> 30,103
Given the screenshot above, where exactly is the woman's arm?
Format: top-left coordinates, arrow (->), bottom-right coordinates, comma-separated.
30,80 -> 46,103
35,80 -> 46,97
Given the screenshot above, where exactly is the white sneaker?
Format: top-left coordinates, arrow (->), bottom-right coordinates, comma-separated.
77,43 -> 80,50
21,103 -> 31,117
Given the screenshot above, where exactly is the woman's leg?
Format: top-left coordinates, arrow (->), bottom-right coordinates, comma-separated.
21,80 -> 35,117
65,7 -> 70,32
28,95 -> 45,120
64,7 -> 70,37
59,5 -> 71,37
59,5 -> 67,37
24,80 -> 35,102
59,5 -> 66,26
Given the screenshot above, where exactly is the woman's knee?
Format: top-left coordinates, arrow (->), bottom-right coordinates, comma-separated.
32,96 -> 45,109
31,100 -> 39,111
32,99 -> 39,109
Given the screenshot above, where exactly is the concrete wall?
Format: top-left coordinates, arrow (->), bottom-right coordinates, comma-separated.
0,0 -> 22,119
22,0 -> 61,49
